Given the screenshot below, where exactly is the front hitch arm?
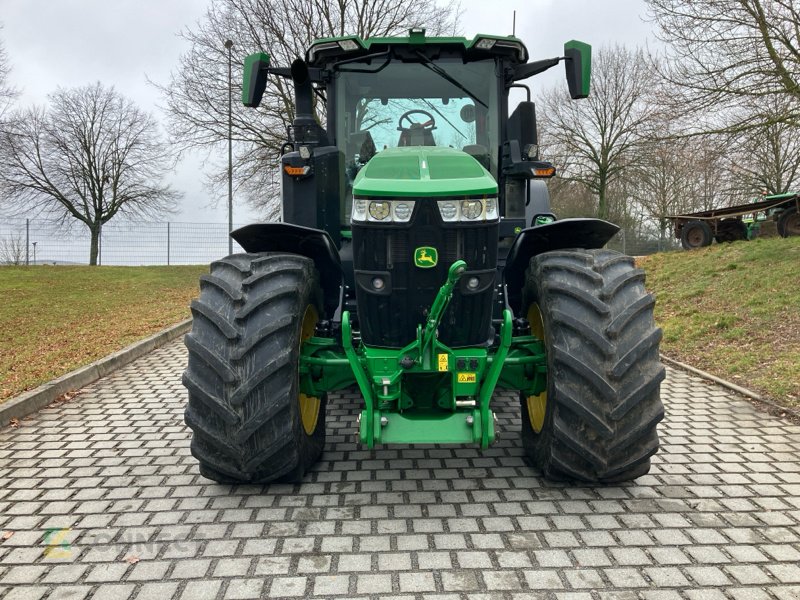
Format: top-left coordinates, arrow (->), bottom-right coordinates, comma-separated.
418,260 -> 467,369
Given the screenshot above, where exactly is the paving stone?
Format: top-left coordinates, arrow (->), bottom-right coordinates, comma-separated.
356,573 -> 392,595
483,570 -> 522,590
270,576 -> 308,597
179,580 -> 222,600
84,563 -> 130,583
563,568 -> 605,589
399,571 -> 436,592
133,582 -> 179,600
378,552 -> 413,571
90,584 -> 136,600
2,587 -> 49,600
725,564 -> 773,586
47,585 -> 93,600
312,574 -> 351,596
684,565 -> 731,586
126,560 -> 170,581
212,557 -> 252,578
442,570 -> 481,591
643,566 -> 691,587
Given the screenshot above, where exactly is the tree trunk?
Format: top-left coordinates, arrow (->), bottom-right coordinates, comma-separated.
597,169 -> 608,220
598,187 -> 607,221
89,223 -> 101,266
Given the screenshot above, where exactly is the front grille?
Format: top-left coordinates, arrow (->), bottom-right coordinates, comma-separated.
352,201 -> 498,348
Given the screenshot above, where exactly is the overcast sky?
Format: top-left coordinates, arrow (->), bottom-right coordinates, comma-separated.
1,0 -> 655,224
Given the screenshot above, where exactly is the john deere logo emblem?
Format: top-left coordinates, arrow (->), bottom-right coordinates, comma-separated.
414,247 -> 438,268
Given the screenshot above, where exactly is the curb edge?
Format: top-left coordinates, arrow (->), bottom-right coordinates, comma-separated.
660,353 -> 800,420
0,318 -> 192,427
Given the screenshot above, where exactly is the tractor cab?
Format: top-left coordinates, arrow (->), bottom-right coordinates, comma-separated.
242,30 -> 590,246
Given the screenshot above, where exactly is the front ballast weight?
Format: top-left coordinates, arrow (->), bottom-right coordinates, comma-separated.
299,260 -> 547,449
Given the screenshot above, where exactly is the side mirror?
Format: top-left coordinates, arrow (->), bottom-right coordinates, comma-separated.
564,40 -> 591,99
242,52 -> 271,108
508,101 -> 537,153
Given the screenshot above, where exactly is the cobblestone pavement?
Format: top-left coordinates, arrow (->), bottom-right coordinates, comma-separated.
1,340 -> 800,600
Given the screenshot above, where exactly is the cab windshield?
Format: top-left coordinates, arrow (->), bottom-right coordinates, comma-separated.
335,59 -> 499,221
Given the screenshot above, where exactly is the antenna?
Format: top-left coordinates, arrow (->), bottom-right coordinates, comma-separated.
512,10 -> 516,36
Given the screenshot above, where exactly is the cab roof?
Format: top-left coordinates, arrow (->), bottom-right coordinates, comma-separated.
306,30 -> 529,66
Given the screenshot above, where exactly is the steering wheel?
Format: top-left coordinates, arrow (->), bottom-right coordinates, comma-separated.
397,109 -> 436,132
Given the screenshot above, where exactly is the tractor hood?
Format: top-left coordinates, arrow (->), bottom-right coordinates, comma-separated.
352,147 -> 498,198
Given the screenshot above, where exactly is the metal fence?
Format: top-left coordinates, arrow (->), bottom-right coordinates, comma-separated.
0,219 -> 246,266
0,217 -> 677,266
606,228 -> 682,256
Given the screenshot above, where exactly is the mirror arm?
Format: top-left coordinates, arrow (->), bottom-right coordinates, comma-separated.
267,67 -> 326,82
511,57 -> 561,82
508,83 -> 531,102
267,67 -> 292,78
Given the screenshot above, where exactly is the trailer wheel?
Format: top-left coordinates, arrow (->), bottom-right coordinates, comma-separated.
183,253 -> 326,484
714,219 -> 748,243
519,249 -> 665,483
681,220 -> 713,249
778,207 -> 800,237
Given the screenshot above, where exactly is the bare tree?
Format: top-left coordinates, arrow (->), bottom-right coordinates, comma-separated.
158,0 -> 460,218
646,0 -> 800,132
0,83 -> 180,265
631,129 -> 707,240
538,45 -> 657,220
0,233 -> 24,265
724,97 -> 800,196
0,31 -> 17,127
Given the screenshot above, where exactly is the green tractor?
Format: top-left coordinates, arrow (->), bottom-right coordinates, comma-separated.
183,29 -> 665,484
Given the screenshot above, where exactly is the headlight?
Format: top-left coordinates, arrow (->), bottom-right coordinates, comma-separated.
436,197 -> 499,222
394,202 -> 412,221
352,198 -> 415,223
485,198 -> 498,220
439,201 -> 458,221
368,201 -> 391,221
461,200 -> 483,220
352,199 -> 367,221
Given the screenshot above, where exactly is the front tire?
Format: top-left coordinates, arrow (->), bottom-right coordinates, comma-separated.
183,253 -> 326,484
520,249 -> 665,483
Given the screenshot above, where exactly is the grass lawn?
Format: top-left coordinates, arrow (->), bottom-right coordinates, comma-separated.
640,236 -> 799,408
1,265 -> 205,402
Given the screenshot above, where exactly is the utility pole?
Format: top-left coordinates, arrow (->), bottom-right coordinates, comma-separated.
225,39 -> 234,255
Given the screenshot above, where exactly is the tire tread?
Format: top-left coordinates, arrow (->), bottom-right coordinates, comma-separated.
183,252 -> 326,484
520,248 -> 664,483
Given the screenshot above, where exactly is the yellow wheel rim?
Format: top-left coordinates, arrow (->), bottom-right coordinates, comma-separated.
526,303 -> 547,433
299,305 -> 321,435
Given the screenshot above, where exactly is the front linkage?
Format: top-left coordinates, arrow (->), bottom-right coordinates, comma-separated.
299,261 -> 547,448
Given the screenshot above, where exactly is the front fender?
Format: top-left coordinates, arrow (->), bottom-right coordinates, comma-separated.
503,218 -> 619,313
231,223 -> 341,317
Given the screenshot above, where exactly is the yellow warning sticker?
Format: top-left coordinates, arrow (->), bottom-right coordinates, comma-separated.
457,373 -> 477,383
438,353 -> 448,372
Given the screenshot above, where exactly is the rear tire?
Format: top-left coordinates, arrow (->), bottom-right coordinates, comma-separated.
778,207 -> 799,238
519,249 -> 665,483
714,219 -> 748,243
183,253 -> 326,484
681,220 -> 712,249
